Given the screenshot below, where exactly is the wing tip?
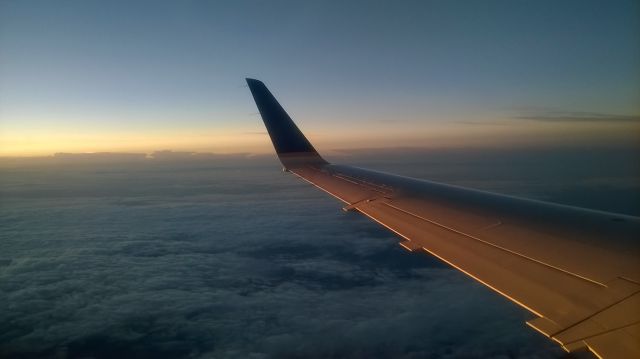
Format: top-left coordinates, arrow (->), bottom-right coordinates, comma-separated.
246,78 -> 263,87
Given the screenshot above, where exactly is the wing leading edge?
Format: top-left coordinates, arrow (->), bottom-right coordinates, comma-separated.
246,78 -> 640,358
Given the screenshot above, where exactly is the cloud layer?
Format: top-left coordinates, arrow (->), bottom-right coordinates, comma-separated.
3,152 -> 632,358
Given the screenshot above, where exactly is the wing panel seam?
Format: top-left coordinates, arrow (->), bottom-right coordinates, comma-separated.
354,206 -> 547,317
381,202 -> 607,288
552,290 -> 640,343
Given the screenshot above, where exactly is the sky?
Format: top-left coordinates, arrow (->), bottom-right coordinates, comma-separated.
0,0 -> 639,156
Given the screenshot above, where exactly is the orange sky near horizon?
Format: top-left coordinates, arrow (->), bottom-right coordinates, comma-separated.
1,118 -> 638,157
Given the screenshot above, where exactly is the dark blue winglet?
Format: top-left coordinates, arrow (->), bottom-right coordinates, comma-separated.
246,78 -> 327,167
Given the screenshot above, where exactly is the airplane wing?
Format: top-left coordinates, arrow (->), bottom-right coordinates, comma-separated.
246,78 -> 640,358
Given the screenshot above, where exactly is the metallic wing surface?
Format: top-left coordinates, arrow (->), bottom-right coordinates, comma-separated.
246,78 -> 640,358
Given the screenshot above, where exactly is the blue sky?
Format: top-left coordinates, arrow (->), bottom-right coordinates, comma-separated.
1,0 -> 638,155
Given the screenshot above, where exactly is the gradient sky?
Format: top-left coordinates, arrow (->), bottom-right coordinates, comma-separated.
1,0 -> 638,156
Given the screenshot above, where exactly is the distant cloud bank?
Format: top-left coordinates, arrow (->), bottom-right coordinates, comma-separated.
0,151 -> 274,169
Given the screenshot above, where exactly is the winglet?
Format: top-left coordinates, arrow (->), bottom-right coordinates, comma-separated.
246,78 -> 327,169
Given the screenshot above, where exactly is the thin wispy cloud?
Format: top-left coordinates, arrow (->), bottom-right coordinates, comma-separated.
514,111 -> 640,123
454,121 -> 511,126
241,131 -> 268,135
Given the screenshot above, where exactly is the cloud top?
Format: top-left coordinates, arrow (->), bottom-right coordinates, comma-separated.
0,160 -> 566,358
